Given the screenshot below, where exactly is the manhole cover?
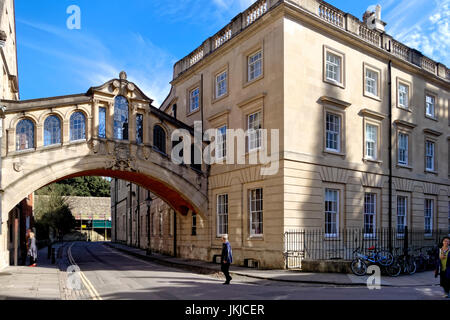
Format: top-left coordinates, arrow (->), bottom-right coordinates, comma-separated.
0,272 -> 12,276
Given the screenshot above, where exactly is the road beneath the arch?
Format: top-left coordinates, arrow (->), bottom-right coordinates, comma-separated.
62,242 -> 445,300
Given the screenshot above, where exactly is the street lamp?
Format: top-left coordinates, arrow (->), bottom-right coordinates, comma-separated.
145,192 -> 152,255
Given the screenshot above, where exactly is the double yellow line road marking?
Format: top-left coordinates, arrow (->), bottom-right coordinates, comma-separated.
67,243 -> 102,300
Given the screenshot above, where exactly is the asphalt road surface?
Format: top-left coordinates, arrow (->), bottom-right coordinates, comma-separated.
65,242 -> 447,300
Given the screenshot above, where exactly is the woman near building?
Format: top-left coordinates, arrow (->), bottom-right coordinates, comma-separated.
27,229 -> 37,267
435,237 -> 450,298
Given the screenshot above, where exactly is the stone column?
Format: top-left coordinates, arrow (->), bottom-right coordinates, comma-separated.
92,100 -> 100,139
143,110 -> 150,145
107,101 -> 114,139
128,102 -> 136,143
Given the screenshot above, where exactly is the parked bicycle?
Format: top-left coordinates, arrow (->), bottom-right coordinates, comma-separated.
386,247 -> 416,277
350,246 -> 394,276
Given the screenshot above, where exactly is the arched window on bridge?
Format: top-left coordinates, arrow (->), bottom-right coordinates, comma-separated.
153,125 -> 166,154
70,112 -> 86,141
16,119 -> 35,151
44,115 -> 61,146
114,96 -> 129,140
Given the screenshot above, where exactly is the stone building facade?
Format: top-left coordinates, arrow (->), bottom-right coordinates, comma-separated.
0,0 -> 19,270
113,0 -> 449,269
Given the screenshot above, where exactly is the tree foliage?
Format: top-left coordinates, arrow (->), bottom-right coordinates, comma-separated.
36,176 -> 111,197
34,186 -> 76,240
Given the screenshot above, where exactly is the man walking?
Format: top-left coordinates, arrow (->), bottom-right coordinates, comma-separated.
221,234 -> 233,285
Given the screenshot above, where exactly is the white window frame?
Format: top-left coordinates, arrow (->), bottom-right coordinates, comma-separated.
325,112 -> 341,152
364,67 -> 379,98
424,199 -> 433,236
247,111 -> 262,152
365,123 -> 378,161
248,51 -> 262,82
398,82 -> 410,109
325,189 -> 339,238
249,188 -> 263,237
398,132 -> 409,166
189,87 -> 200,113
425,140 -> 435,172
326,52 -> 341,84
364,193 -> 376,238
397,196 -> 407,236
216,125 -> 227,160
216,194 -> 228,237
216,71 -> 227,98
425,94 -> 436,118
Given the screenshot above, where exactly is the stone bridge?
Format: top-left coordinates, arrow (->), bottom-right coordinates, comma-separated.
0,72 -> 208,226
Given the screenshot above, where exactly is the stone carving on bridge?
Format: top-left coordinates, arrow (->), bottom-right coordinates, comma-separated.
13,161 -> 23,172
105,143 -> 137,172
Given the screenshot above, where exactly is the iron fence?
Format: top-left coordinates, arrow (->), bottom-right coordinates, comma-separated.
284,228 -> 449,269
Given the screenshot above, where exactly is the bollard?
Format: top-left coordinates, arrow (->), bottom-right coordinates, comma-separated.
51,248 -> 56,264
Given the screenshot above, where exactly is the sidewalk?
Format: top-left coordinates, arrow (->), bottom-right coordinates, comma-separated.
0,245 -> 65,300
105,242 -> 441,288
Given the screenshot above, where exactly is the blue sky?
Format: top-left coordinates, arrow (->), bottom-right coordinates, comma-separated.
15,0 -> 449,106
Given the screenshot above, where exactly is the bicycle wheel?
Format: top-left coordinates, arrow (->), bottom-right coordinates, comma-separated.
351,258 -> 367,276
406,257 -> 417,275
377,250 -> 394,266
385,260 -> 401,277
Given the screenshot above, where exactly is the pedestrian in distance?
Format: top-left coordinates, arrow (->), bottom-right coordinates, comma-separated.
435,236 -> 450,298
221,234 -> 233,285
27,229 -> 38,267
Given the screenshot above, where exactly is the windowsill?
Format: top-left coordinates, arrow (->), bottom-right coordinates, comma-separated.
425,115 -> 438,122
248,235 -> 264,240
323,150 -> 346,158
324,234 -> 339,239
425,169 -> 438,175
397,105 -> 412,112
324,78 -> 345,89
363,158 -> 383,164
363,92 -> 381,102
187,108 -> 200,117
212,92 -> 229,104
363,235 -> 377,239
396,164 -> 413,170
243,74 -> 263,88
40,143 -> 62,151
67,139 -> 87,146
11,148 -> 36,155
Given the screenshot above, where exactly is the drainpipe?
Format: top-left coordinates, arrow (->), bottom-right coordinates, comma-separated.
0,106 -> 4,234
388,60 -> 393,253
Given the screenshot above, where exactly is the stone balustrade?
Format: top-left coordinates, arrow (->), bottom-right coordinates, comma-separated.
173,0 -> 449,82
318,2 -> 344,29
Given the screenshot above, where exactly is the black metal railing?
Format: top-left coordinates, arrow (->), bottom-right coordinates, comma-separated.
284,227 -> 449,269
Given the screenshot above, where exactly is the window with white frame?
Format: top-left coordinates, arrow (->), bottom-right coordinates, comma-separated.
365,123 -> 378,160
397,196 -> 407,235
364,193 -> 376,237
424,199 -> 433,236
326,52 -> 341,83
217,194 -> 228,237
325,189 -> 339,237
248,51 -> 262,81
326,112 -> 341,152
365,68 -> 378,96
398,83 -> 409,109
398,133 -> 409,165
216,125 -> 227,160
425,94 -> 435,118
216,71 -> 227,98
247,111 -> 262,151
425,140 -> 435,171
249,188 -> 263,236
189,87 -> 199,113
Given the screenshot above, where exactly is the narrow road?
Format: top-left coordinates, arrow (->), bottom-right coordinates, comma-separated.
65,242 -> 446,300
